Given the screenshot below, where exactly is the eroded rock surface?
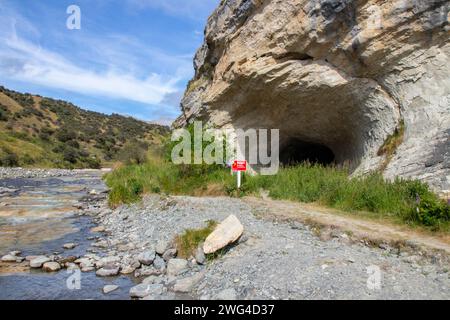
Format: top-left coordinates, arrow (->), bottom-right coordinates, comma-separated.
175,0 -> 450,192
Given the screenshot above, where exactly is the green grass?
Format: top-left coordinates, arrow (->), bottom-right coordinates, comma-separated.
378,120 -> 405,170
105,151 -> 235,207
175,220 -> 218,258
105,153 -> 449,232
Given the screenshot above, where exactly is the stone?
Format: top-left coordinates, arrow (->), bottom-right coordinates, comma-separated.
166,259 -> 189,277
215,288 -> 237,300
138,250 -> 156,266
194,246 -> 206,265
174,0 -> 450,193
42,262 -> 61,272
162,248 -> 177,262
9,250 -> 21,256
1,254 -> 18,262
129,283 -> 164,298
29,256 -> 51,268
172,272 -> 205,293
120,265 -> 137,275
91,226 -> 105,233
203,215 -> 244,254
63,243 -> 77,249
103,285 -> 119,294
95,256 -> 120,269
96,267 -> 120,277
153,255 -> 166,271
156,240 -> 171,255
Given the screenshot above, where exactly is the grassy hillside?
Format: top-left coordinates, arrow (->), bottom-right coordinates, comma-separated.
0,86 -> 169,168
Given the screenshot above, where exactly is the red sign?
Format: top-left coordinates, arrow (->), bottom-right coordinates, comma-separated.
232,160 -> 247,172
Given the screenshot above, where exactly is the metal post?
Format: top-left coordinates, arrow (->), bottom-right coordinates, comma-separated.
237,171 -> 241,189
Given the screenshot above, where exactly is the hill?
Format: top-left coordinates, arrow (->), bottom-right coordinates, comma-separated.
0,86 -> 169,168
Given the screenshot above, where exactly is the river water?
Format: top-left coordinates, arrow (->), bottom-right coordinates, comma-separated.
0,172 -> 137,300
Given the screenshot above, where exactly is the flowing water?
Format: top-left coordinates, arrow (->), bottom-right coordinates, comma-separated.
0,171 -> 137,300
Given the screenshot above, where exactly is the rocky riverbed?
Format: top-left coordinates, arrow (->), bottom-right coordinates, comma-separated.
1,168 -> 449,300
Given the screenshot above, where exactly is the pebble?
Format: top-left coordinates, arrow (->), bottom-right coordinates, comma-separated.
29,256 -> 51,268
63,243 -> 77,250
129,283 -> 164,298
96,267 -> 120,277
166,259 -> 189,277
103,285 -> 119,294
42,262 -> 61,272
138,250 -> 156,266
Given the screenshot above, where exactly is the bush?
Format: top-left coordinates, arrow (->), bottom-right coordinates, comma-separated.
0,151 -> 19,167
63,147 -> 78,164
117,141 -> 148,165
56,129 -> 77,143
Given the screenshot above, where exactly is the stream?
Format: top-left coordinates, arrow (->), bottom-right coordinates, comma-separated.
0,171 -> 137,300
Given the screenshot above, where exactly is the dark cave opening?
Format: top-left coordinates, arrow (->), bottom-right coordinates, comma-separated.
280,139 -> 335,166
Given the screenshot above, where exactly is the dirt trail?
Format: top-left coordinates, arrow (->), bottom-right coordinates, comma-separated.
244,197 -> 450,255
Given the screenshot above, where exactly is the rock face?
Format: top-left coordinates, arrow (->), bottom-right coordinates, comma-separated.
175,0 -> 450,192
203,215 -> 244,254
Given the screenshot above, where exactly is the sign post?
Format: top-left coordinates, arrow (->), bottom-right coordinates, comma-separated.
232,160 -> 247,189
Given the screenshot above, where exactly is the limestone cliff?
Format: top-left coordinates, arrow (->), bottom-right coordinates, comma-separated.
175,0 -> 450,193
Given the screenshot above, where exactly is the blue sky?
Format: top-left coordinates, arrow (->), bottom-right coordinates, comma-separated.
0,0 -> 220,124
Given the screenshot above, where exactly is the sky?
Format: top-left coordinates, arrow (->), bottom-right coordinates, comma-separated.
0,0 -> 220,125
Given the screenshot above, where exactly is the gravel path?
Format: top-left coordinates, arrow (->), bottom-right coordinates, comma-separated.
99,195 -> 450,300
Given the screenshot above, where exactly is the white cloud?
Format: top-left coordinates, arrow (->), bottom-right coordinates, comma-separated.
0,4 -> 191,106
0,35 -> 179,105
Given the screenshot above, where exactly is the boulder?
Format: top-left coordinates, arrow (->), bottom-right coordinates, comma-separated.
203,215 -> 244,254
155,240 -> 171,255
166,259 -> 188,277
138,250 -> 156,266
172,272 -> 205,293
129,283 -> 164,298
42,262 -> 61,272
96,267 -> 120,277
194,246 -> 206,265
29,256 -> 51,268
162,248 -> 177,262
103,285 -> 119,294
1,254 -> 18,262
63,243 -> 77,250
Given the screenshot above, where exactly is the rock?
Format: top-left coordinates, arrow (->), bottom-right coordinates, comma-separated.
63,243 -> 77,250
95,256 -> 120,269
203,215 -> 244,254
81,266 -> 95,272
172,272 -> 205,293
142,275 -> 164,285
134,266 -> 162,277
174,0 -> 450,193
29,256 -> 51,268
166,259 -> 189,277
215,288 -> 237,300
9,250 -> 21,256
138,250 -> 156,266
120,265 -> 137,275
129,283 -> 164,298
57,256 -> 77,264
162,248 -> 177,262
153,255 -> 166,271
96,267 -> 120,277
91,226 -> 105,233
194,246 -> 206,265
1,254 -> 18,262
103,285 -> 119,294
42,262 -> 61,272
25,255 -> 38,262
156,240 -> 171,255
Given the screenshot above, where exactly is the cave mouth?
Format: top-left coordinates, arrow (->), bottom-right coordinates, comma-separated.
280,139 -> 335,166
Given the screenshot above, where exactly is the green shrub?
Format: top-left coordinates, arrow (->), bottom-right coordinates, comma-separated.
0,150 -> 19,167
175,220 -> 218,258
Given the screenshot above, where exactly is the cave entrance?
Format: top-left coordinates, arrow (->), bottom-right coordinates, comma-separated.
280,139 -> 335,166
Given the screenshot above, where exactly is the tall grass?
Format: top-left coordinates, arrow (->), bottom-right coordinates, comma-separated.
105,154 -> 449,231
